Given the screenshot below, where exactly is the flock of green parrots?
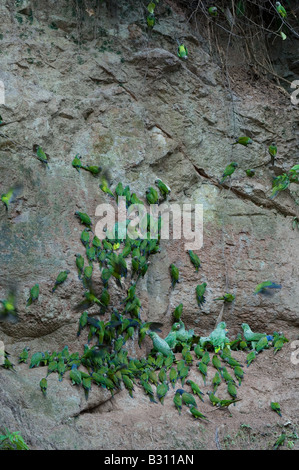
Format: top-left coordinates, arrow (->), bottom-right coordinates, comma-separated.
0,159 -> 290,443
0,0 -> 296,450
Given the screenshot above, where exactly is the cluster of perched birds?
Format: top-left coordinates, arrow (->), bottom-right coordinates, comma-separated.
0,1 -> 295,450
0,158 -> 289,442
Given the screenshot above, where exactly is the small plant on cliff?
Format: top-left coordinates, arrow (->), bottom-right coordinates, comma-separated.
0,429 -> 29,450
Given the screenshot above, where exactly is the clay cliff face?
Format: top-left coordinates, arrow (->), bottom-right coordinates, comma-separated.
0,0 -> 299,450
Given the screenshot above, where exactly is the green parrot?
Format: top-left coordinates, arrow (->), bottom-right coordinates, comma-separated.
35,146 -> 49,165
276,2 -> 287,18
201,351 -> 210,366
186,379 -> 204,402
57,359 -> 66,382
70,364 -> 82,385
80,228 -> 91,246
212,371 -> 222,392
138,321 -> 163,347
82,165 -> 102,176
234,366 -> 244,386
157,368 -> 167,383
197,361 -> 207,385
147,13 -> 155,28
92,235 -> 102,251
83,265 -> 93,286
188,250 -> 201,271
217,398 -> 241,408
47,360 -> 58,377
52,270 -> 70,293
268,142 -> 277,165
273,336 -> 287,355
114,181 -> 124,201
72,154 -> 82,172
75,211 -> 92,228
253,281 -> 281,295
177,389 -> 197,408
246,350 -> 257,367
155,178 -> 171,198
273,433 -> 286,450
271,401 -> 282,417
169,367 -> 178,389
173,303 -> 183,322
207,391 -> 221,406
227,381 -> 238,400
189,406 -> 209,421
0,287 -> 18,323
75,254 -> 84,279
157,382 -> 168,405
146,187 -> 159,205
173,390 -> 183,414
255,336 -> 269,353
179,365 -> 189,386
194,344 -> 205,359
177,41 -> 188,60
122,375 -> 135,398
223,355 -> 243,368
26,284 -> 39,307
29,352 -> 45,368
1,185 -> 22,211
148,332 -> 174,357
208,6 -> 218,16
147,1 -> 156,13
18,347 -> 30,364
196,283 -> 207,307
245,169 -> 255,177
82,376 -> 92,400
40,378 -> 48,396
220,162 -> 238,184
86,245 -> 96,263
170,263 -> 179,288
232,136 -> 253,146
242,323 -> 267,342
203,322 -> 230,351
221,367 -> 235,384
164,354 -> 174,370
213,293 -> 235,302
212,354 -> 223,373
271,173 -> 290,199
99,174 -> 114,197
140,380 -> 157,403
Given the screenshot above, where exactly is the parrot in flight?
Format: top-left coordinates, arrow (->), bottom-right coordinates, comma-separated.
1,185 -> 23,211
253,281 -> 281,295
0,286 -> 18,323
213,293 -> 235,302
220,162 -> 238,184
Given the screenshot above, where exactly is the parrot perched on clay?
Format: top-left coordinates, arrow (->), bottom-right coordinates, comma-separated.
220,162 -> 238,184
